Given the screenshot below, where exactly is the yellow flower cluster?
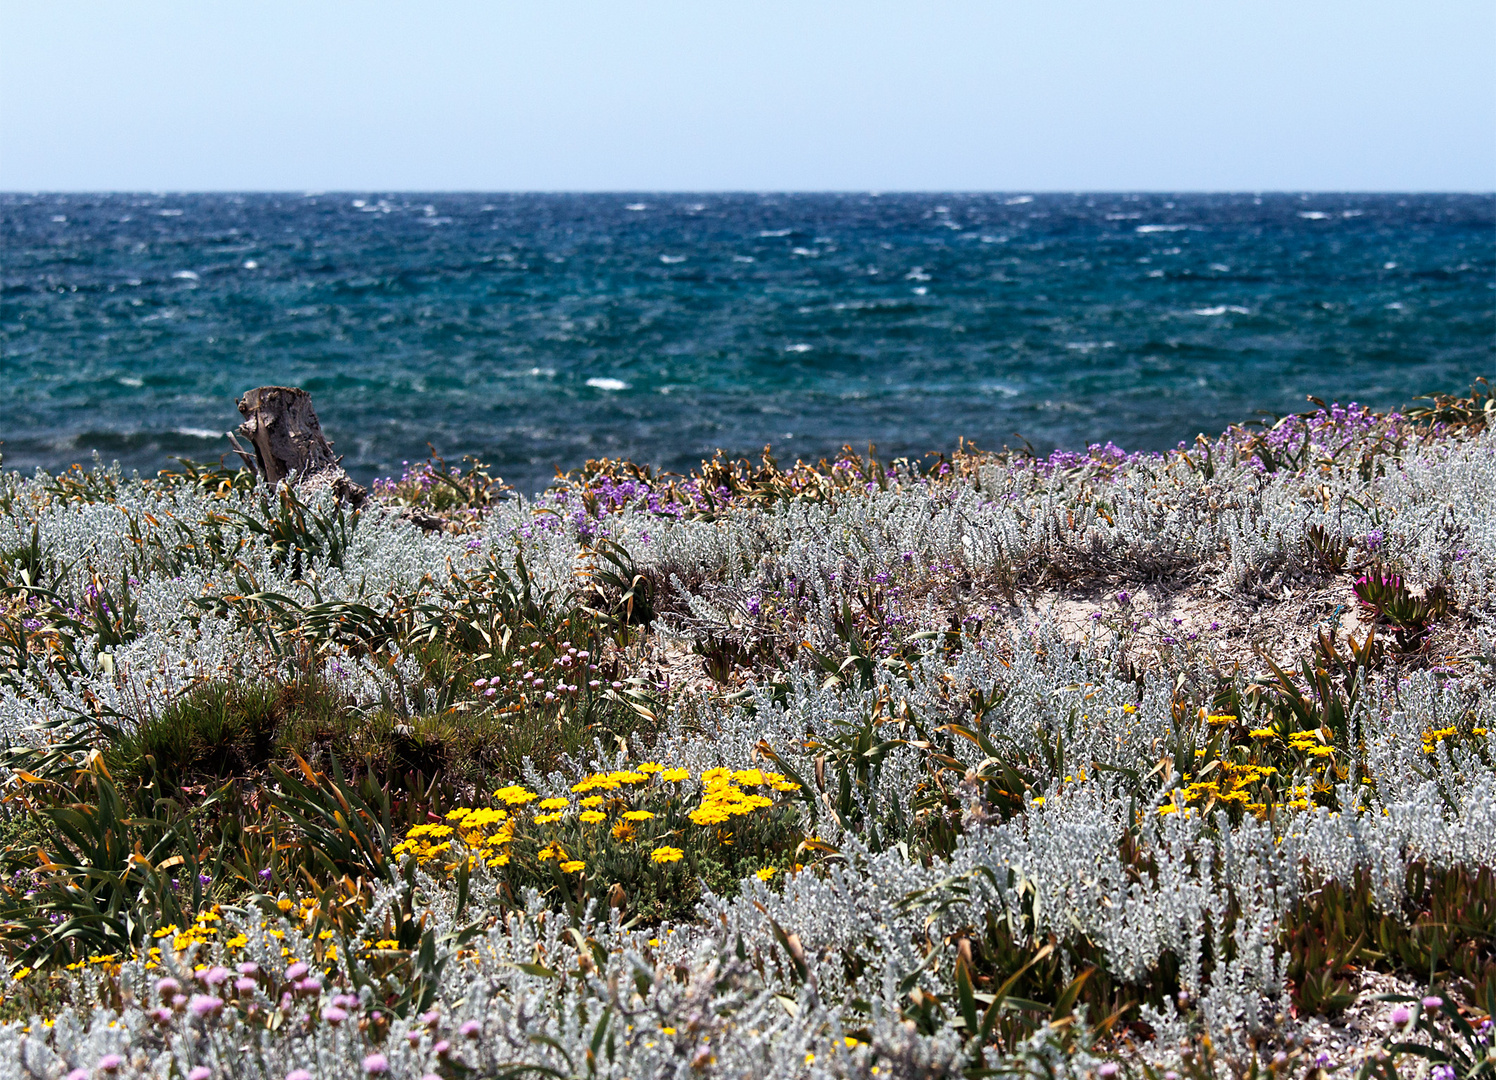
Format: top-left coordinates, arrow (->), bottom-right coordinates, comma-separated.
1422,726 -> 1457,754
687,768 -> 796,826
394,806 -> 515,869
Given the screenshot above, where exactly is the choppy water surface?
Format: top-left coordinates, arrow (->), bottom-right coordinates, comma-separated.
2,192 -> 1491,494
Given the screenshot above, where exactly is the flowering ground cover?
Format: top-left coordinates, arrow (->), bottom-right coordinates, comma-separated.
0,382 -> 1492,1078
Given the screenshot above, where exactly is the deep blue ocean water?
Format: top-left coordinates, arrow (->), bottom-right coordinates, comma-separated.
2,192 -> 1491,496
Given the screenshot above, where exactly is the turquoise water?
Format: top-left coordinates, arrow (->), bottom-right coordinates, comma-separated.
2,192 -> 1491,495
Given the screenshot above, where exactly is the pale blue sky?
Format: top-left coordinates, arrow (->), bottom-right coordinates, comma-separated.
2,0 -> 1492,191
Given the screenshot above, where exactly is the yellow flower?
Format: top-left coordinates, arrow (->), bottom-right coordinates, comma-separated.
700,767 -> 732,785
732,768 -> 766,786
623,810 -> 654,821
445,807 -> 474,820
579,810 -> 606,824
13,967 -> 31,980
1030,796 -> 1045,807
493,785 -> 538,806
1122,704 -> 1137,714
487,852 -> 511,867
636,762 -> 665,774
661,768 -> 690,783
1248,728 -> 1276,738
611,820 -> 637,841
579,795 -> 605,808
559,860 -> 586,873
651,846 -> 685,864
1205,714 -> 1236,725
689,806 -> 731,826
538,797 -> 569,810
755,867 -> 776,881
537,844 -> 562,861
533,812 -> 563,824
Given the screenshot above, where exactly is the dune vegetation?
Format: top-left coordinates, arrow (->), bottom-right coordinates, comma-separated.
0,383 -> 1493,1079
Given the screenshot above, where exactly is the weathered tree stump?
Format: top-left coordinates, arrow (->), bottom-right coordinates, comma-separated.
229,386 -> 367,506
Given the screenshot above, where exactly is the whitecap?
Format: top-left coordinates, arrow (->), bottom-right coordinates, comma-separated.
1209,264 -> 1230,272
172,270 -> 200,281
51,215 -> 66,223
1105,212 -> 1140,220
1342,209 -> 1364,218
242,260 -> 259,269
352,200 -> 367,208
785,343 -> 811,353
586,377 -> 628,391
1005,195 -> 1033,205
1136,224 -> 1189,233
1298,211 -> 1331,220
1383,262 -> 1397,270
912,286 -> 928,296
979,235 -> 1006,244
791,247 -> 816,257
116,376 -> 144,388
759,229 -> 792,237
732,255 -> 755,263
904,268 -> 931,281
1192,305 -> 1250,316
659,255 -> 686,264
625,203 -> 647,211
157,209 -> 184,217
174,427 -> 222,440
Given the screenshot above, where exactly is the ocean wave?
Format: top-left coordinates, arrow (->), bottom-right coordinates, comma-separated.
586,377 -> 629,391
1192,306 -> 1251,316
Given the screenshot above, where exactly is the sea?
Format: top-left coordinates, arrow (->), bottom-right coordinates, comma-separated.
2,192 -> 1491,496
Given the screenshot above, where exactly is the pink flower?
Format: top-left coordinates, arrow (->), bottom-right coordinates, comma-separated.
1422,995 -> 1443,1011
156,977 -> 181,999
236,962 -> 259,976
363,1054 -> 389,1075
98,1057 -> 123,1074
67,1070 -> 89,1080
461,1020 -> 481,1038
190,1068 -> 211,1080
1389,1004 -> 1413,1026
202,966 -> 231,987
235,978 -> 257,994
287,1072 -> 313,1080
284,962 -> 309,981
322,1006 -> 348,1025
188,994 -> 224,1018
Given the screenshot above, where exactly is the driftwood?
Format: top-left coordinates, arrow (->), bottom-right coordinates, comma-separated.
228,386 -> 366,506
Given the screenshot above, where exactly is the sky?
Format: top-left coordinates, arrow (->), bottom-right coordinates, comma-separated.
1,1 -> 1492,192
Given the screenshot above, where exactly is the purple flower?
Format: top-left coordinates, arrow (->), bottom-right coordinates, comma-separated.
1422,995 -> 1443,1010
322,1006 -> 349,1025
235,978 -> 257,994
157,977 -> 181,999
1389,1004 -> 1412,1026
285,961 -> 309,981
257,867 -> 273,880
202,966 -> 231,987
1116,591 -> 1129,605
363,1054 -> 389,1075
1431,1067 -> 1456,1080
149,1007 -> 173,1024
198,873 -> 213,886
237,962 -> 259,976
188,994 -> 223,1017
1365,528 -> 1384,552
